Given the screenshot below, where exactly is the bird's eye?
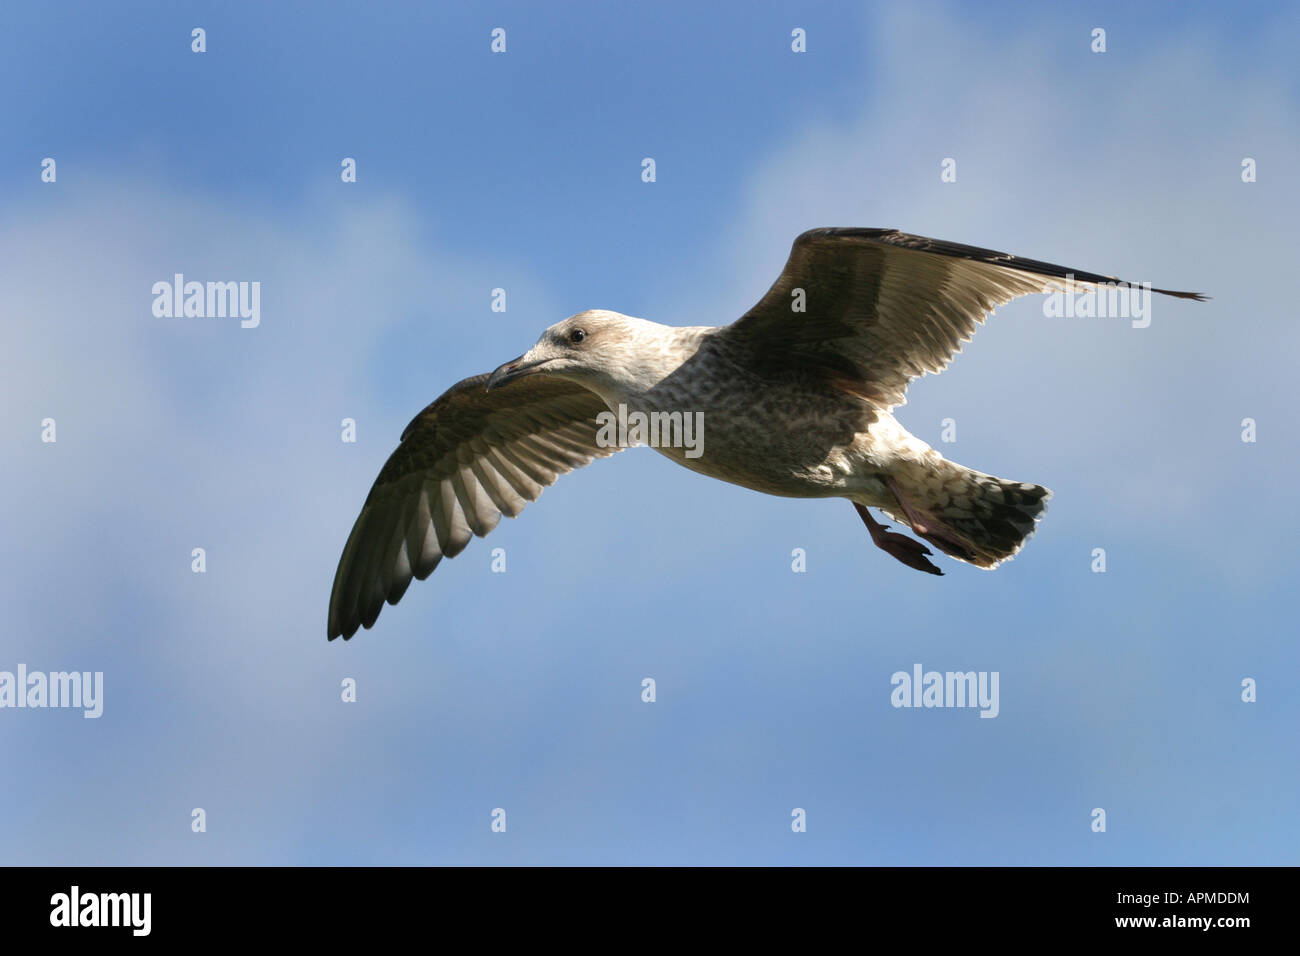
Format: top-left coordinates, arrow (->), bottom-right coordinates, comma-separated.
569,328 -> 587,344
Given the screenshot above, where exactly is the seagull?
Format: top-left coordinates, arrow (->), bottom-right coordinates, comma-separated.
328,228 -> 1204,639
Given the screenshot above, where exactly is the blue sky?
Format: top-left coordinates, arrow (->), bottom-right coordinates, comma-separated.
1,1 -> 1296,864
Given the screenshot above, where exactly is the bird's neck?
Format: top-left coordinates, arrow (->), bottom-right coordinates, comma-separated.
594,325 -> 717,410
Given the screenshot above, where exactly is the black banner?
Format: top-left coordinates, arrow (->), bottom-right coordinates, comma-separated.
0,866 -> 1279,940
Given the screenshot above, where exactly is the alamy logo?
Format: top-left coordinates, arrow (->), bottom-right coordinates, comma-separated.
151,274 -> 261,328
1042,275 -> 1153,328
50,886 -> 151,936
595,403 -> 704,458
0,665 -> 102,718
890,663 -> 999,718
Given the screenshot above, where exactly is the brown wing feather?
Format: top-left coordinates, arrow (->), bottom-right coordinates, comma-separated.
328,373 -> 618,640
722,227 -> 1206,408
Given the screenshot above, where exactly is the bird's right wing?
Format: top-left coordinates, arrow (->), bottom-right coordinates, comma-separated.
720,228 -> 1206,408
328,373 -> 620,640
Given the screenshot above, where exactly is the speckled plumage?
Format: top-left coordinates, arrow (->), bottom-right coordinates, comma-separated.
328,228 -> 1204,639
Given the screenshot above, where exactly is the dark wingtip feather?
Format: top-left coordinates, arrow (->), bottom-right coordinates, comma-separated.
1153,288 -> 1210,301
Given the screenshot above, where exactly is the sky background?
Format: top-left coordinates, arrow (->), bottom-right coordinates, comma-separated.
1,0 -> 1296,865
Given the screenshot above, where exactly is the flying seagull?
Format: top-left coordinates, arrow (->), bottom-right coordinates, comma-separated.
328,228 -> 1204,639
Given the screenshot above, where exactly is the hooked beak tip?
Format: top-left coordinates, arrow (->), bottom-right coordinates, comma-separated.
486,357 -> 523,391
487,354 -> 550,390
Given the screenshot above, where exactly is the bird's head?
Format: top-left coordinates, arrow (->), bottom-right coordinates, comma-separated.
486,309 -> 652,394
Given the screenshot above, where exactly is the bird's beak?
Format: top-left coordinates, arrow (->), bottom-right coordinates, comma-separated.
486,354 -> 553,390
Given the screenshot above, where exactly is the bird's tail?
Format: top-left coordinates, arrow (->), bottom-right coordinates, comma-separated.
883,458 -> 1051,569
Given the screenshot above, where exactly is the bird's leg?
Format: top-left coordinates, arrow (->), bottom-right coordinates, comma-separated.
853,502 -> 943,576
883,476 -> 976,562
883,475 -> 932,534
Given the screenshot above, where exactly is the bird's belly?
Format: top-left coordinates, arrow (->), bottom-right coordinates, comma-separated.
636,397 -> 888,500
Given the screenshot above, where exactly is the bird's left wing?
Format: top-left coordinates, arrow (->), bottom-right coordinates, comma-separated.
719,227 -> 1206,408
328,373 -> 619,640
